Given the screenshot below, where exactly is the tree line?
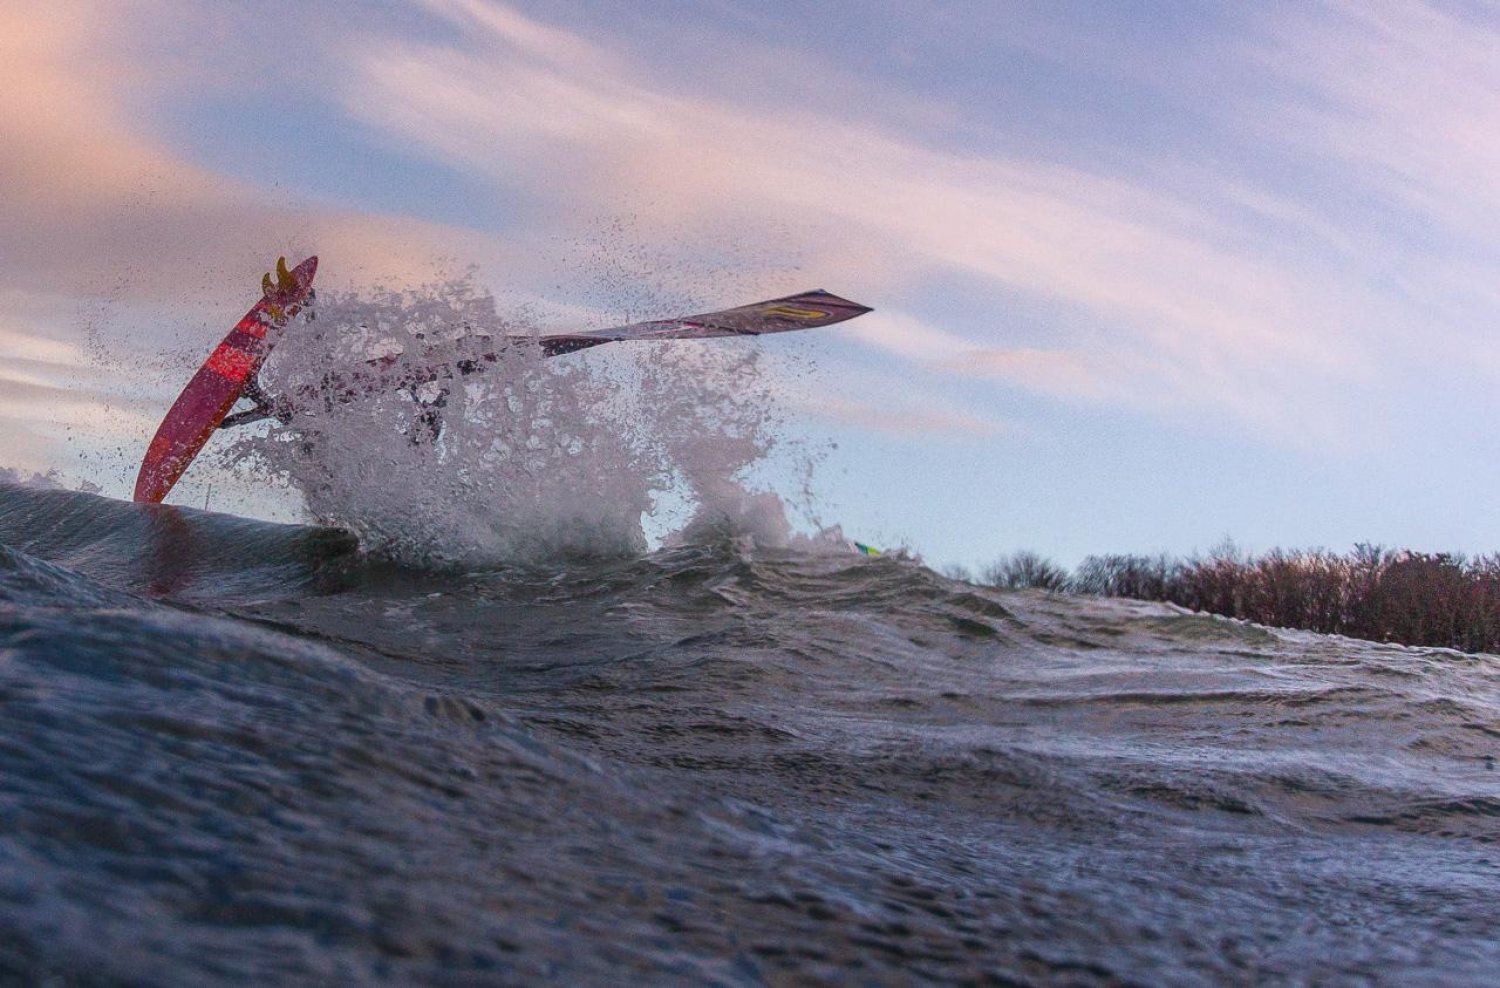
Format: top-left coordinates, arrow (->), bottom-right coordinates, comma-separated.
952,544 -> 1500,654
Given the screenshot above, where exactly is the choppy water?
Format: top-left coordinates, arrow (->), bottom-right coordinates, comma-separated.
9,275 -> 1500,984
3,481 -> 1499,985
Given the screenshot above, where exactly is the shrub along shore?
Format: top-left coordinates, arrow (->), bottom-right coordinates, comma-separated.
962,545 -> 1500,655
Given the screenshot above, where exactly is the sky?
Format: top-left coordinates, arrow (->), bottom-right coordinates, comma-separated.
4,0 -> 1500,570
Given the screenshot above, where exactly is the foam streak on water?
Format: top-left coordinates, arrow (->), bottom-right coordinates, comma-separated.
2,482 -> 1499,984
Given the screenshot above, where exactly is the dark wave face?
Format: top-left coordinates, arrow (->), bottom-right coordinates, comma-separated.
0,484 -> 358,604
2,482 -> 1499,985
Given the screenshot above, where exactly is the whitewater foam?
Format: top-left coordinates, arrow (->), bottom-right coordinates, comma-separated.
233,275 -> 816,566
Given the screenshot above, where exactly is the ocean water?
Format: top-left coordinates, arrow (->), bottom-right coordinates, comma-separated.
3,482 -> 1499,985
5,281 -> 1499,985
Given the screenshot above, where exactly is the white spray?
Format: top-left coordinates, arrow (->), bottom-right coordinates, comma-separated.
234,274 -> 815,566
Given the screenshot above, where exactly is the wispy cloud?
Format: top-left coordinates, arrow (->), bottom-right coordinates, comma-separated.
846,309 -> 1112,405
1254,1 -> 1500,237
335,0 -> 1417,444
789,393 -> 1011,439
8,0 -> 1500,467
842,310 -> 976,365
0,1 -> 506,308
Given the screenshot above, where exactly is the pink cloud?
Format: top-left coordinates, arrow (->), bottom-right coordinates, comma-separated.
7,0 -> 1494,467
791,393 -> 1011,438
948,349 -> 1112,402
339,0 -> 1388,444
0,1 -> 511,308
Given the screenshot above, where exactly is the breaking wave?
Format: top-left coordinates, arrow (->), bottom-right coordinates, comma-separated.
232,276 -> 817,566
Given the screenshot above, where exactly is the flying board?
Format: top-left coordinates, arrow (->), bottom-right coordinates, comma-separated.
133,256 -> 318,503
234,287 -> 874,424
534,289 -> 873,356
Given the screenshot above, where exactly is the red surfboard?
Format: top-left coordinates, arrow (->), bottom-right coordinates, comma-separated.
133,256 -> 318,503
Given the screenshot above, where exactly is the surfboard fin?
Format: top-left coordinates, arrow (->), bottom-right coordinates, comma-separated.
261,257 -> 299,300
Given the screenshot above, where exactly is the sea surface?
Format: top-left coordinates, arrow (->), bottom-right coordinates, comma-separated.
2,480 -> 1498,985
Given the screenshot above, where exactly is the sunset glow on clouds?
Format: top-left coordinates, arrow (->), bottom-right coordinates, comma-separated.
4,0 -> 1500,565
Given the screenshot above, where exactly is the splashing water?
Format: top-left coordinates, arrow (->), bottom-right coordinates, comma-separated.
234,275 -> 811,566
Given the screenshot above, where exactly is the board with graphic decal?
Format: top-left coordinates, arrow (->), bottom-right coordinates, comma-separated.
133,256 -> 318,503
